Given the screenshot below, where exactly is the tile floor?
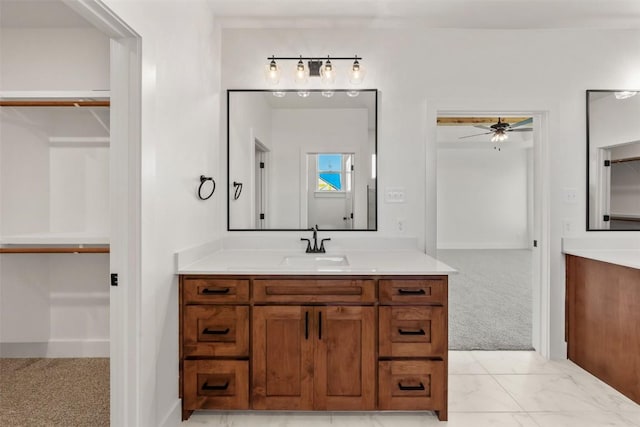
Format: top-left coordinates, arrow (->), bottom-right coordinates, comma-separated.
185,351 -> 640,426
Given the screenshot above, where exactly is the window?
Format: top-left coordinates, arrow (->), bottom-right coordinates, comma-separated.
317,153 -> 343,191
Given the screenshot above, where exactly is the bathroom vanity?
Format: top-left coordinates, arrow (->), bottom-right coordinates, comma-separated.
564,239 -> 640,405
177,249 -> 454,421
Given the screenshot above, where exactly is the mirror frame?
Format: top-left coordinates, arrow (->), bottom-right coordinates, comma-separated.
226,88 -> 378,231
586,89 -> 640,231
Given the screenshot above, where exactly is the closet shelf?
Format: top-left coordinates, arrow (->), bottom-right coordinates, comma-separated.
611,156 -> 640,164
0,90 -> 110,107
0,233 -> 109,245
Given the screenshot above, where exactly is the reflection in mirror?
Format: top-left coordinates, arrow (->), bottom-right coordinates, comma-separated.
587,90 -> 640,230
228,89 -> 377,230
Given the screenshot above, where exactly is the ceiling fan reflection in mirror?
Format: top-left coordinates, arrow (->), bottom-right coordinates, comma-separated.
459,117 -> 533,151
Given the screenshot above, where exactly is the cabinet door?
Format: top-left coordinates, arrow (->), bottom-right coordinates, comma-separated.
314,306 -> 376,410
252,306 -> 314,410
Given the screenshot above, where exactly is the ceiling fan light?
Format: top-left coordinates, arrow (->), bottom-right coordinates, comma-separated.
614,91 -> 638,100
346,90 -> 360,98
297,90 -> 311,98
272,91 -> 286,98
321,91 -> 335,98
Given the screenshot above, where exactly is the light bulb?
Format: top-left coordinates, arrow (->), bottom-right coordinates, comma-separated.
294,57 -> 309,84
320,57 -> 336,84
349,57 -> 366,84
264,56 -> 280,85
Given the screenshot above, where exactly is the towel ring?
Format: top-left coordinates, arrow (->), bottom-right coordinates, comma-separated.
198,175 -> 216,200
233,181 -> 243,200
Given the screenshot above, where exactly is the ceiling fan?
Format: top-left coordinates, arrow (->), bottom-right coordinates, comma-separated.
459,117 -> 533,149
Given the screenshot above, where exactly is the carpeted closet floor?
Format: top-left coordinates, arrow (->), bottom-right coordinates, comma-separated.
0,358 -> 109,426
437,249 -> 533,350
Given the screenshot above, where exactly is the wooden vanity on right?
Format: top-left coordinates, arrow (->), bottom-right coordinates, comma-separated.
564,243 -> 640,405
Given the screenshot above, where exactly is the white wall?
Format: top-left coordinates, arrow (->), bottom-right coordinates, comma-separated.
219,26 -> 640,361
99,2 -> 221,426
0,27 -> 110,356
437,148 -> 530,249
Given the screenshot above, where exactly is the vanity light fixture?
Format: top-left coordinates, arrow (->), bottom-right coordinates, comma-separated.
265,55 -> 365,85
321,91 -> 335,98
346,90 -> 360,97
272,91 -> 286,98
614,91 -> 638,99
297,90 -> 311,98
264,55 -> 280,85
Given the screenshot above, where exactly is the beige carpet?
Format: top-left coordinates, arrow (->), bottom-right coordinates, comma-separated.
0,358 -> 109,427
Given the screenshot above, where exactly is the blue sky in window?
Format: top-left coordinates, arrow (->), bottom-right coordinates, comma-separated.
319,172 -> 341,190
318,154 -> 342,172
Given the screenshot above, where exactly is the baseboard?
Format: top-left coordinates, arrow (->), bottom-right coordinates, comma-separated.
158,399 -> 181,427
0,339 -> 109,357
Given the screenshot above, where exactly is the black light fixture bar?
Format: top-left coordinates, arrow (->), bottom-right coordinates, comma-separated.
266,56 -> 362,61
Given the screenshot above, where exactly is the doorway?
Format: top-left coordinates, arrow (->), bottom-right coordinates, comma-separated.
254,139 -> 269,229
434,112 -> 547,352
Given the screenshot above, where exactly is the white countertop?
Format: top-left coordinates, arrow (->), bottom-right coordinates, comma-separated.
178,249 -> 457,276
563,249 -> 640,270
562,236 -> 640,270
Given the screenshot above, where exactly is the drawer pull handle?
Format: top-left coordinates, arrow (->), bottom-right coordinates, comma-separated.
202,287 -> 230,295
202,381 -> 229,391
202,328 -> 230,335
398,382 -> 425,391
397,288 -> 426,295
398,328 -> 426,335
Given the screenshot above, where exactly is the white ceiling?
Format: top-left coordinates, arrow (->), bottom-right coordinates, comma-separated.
209,0 -> 640,29
1,0 -> 639,29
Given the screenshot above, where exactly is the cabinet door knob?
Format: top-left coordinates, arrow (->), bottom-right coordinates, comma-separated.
398,382 -> 425,391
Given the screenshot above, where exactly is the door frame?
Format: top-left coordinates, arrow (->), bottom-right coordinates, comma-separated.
62,1 -> 142,425
425,100 -> 551,357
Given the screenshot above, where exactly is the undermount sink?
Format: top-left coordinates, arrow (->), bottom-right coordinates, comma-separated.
281,255 -> 349,267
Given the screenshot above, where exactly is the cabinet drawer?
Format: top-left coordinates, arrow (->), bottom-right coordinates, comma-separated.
183,277 -> 249,304
183,360 -> 249,410
183,305 -> 249,357
378,360 -> 445,410
253,279 -> 376,303
379,278 -> 446,305
379,306 -> 446,358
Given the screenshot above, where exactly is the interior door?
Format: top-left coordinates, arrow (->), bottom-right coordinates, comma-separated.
252,306 -> 314,410
313,306 -> 376,410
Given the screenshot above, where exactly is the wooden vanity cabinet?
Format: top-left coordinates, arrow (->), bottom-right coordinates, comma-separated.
179,275 -> 448,421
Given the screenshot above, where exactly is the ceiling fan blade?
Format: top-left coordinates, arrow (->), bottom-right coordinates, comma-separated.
458,131 -> 492,139
473,125 -> 492,130
510,117 -> 533,128
507,128 -> 533,132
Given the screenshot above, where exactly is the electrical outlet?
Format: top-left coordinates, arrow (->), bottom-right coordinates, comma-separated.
385,187 -> 406,203
563,188 -> 578,204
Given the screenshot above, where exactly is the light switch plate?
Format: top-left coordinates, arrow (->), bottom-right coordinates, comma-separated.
385,187 -> 405,203
563,188 -> 578,204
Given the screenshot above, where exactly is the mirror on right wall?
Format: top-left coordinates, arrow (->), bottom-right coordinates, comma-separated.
587,90 -> 640,230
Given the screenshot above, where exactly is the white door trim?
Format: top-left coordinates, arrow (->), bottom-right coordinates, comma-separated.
62,1 -> 142,425
426,100 -> 551,358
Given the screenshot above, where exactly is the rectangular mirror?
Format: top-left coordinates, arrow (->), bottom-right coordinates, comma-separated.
227,89 -> 377,231
587,90 -> 640,230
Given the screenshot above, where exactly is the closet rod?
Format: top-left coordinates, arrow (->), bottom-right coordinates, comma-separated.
0,100 -> 110,107
0,247 -> 110,254
611,156 -> 640,164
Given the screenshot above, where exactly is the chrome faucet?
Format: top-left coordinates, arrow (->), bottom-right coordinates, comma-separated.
301,224 -> 331,253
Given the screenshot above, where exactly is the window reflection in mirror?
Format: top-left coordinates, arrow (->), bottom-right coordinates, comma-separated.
227,89 -> 377,231
587,90 -> 640,230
